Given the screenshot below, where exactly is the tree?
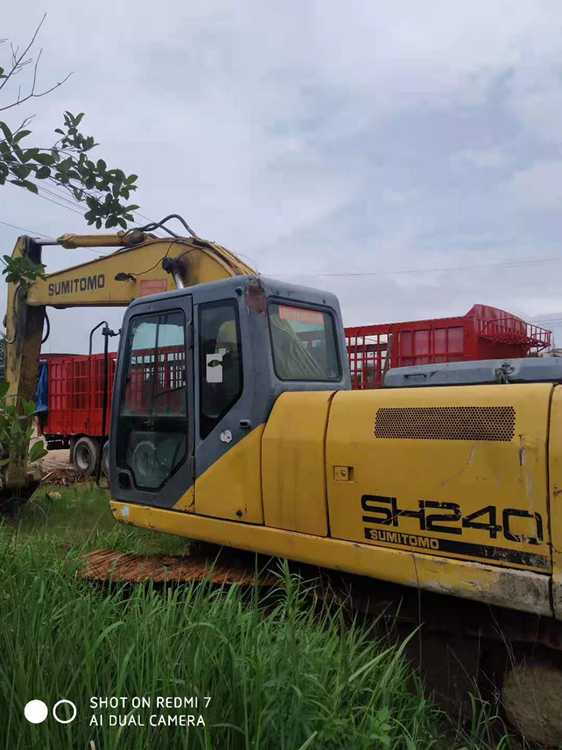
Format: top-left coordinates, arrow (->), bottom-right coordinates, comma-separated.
0,15 -> 140,229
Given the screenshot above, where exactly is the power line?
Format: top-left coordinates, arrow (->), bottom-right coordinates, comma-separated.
9,180 -> 167,238
39,183 -> 89,210
34,188 -> 87,217
0,219 -> 54,239
42,179 -> 164,233
267,256 -> 562,278
43,182 -> 168,238
5,180 -> 83,218
533,318 -> 562,326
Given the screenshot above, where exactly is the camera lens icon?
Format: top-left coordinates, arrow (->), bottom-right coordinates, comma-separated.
24,699 -> 77,724
53,699 -> 77,724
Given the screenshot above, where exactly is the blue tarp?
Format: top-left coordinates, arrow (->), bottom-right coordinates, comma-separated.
35,360 -> 48,413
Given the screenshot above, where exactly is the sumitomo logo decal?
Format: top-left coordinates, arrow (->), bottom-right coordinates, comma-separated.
48,274 -> 105,296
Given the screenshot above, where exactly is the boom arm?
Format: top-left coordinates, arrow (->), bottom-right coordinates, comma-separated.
4,230 -> 255,487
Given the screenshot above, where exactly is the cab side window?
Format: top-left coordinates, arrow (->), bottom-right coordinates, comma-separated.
199,300 -> 243,439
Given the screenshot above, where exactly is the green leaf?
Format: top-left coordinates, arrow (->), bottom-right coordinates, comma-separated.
296,732 -> 318,750
13,130 -> 32,143
22,180 -> 39,194
22,399 -> 36,417
29,441 -> 47,463
54,128 -> 65,135
11,163 -> 32,179
15,148 -> 33,164
34,152 -> 55,166
0,121 -> 13,142
12,144 -> 26,163
22,179 -> 39,193
97,158 -> 107,172
35,166 -> 51,180
9,179 -> 39,194
0,382 -> 10,399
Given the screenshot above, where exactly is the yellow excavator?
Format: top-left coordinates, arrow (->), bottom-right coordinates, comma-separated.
5,217 -> 562,744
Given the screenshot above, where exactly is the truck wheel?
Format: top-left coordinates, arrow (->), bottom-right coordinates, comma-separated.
101,441 -> 109,478
73,437 -> 99,476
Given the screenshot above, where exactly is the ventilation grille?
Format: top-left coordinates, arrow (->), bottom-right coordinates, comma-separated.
374,406 -> 515,441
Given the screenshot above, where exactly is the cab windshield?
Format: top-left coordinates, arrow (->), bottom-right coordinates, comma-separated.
116,310 -> 188,490
268,303 -> 341,381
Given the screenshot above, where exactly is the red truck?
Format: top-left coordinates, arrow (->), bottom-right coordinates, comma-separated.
37,304 -> 552,475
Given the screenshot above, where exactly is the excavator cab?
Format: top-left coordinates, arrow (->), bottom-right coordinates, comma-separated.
109,275 -> 350,510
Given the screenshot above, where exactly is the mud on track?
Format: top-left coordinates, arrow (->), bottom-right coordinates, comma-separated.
81,548 -> 280,586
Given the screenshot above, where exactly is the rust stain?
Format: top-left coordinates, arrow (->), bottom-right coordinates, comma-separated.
245,279 -> 266,315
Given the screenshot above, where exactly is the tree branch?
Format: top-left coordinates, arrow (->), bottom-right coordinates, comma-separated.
0,71 -> 73,112
0,14 -> 46,93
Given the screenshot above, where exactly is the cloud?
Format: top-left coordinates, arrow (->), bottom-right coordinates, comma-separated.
503,160 -> 562,212
454,149 -> 509,170
2,0 -> 562,355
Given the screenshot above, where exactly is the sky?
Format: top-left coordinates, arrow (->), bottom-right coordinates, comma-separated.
2,1 -> 562,353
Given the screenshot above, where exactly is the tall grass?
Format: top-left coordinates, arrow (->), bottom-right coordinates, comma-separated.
0,535 -> 434,749
0,487 -> 516,748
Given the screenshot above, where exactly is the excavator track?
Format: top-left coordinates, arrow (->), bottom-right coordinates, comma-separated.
80,546 -> 562,652
81,548 -> 280,586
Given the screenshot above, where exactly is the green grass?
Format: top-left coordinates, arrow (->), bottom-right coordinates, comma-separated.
0,486 -> 516,749
6,482 -> 191,556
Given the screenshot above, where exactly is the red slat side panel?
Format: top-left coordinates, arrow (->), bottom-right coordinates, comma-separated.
41,353 -> 118,437
344,307 -> 551,389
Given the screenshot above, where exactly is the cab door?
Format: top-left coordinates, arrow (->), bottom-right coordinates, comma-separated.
110,294 -> 195,509
191,297 -> 264,522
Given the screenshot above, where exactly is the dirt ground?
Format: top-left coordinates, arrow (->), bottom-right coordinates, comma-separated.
40,448 -> 72,473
